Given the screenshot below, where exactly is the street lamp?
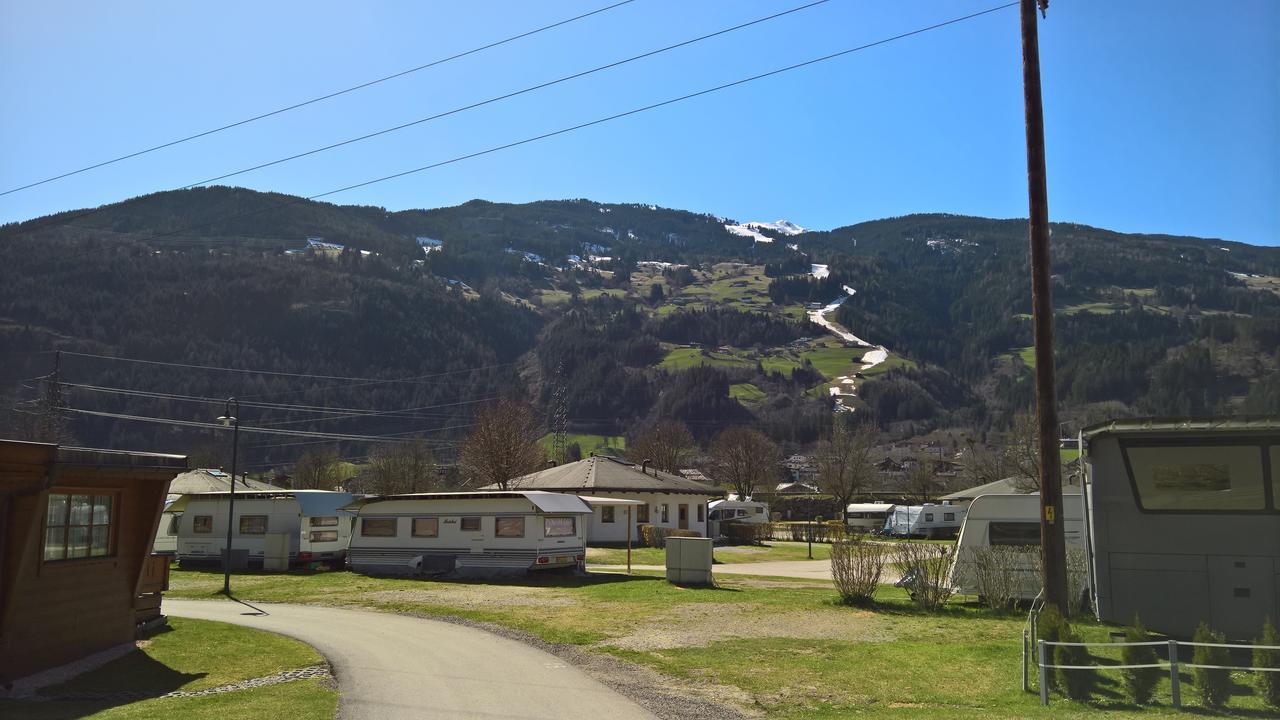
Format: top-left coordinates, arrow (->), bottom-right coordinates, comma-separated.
217,398 -> 240,596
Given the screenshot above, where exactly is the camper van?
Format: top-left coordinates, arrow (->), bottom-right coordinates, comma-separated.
948,493 -> 1084,599
707,499 -> 770,539
346,491 -> 594,578
174,490 -> 355,569
882,503 -> 967,539
1084,417 -> 1280,639
845,502 -> 894,532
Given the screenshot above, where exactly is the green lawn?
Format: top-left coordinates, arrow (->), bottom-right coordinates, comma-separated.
800,345 -> 867,380
586,540 -> 832,566
729,382 -> 766,402
861,353 -> 916,377
658,347 -> 753,371
0,618 -> 335,720
760,352 -> 803,375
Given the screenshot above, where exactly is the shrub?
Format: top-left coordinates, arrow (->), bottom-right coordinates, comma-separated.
968,545 -> 1035,611
638,525 -> 699,548
1055,622 -> 1096,701
1036,604 -> 1066,691
1192,622 -> 1232,708
830,536 -> 886,605
1121,616 -> 1161,705
721,521 -> 771,545
1255,617 -> 1280,711
897,541 -> 955,611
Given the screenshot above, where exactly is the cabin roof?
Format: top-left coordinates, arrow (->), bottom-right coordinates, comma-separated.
1081,415 -> 1280,439
488,456 -> 724,496
348,490 -> 594,514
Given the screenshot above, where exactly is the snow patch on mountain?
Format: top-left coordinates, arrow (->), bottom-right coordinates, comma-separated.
724,223 -> 773,243
747,219 -> 807,236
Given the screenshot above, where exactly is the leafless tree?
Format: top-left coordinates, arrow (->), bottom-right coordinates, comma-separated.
816,419 -> 877,517
959,439 -> 1005,490
709,425 -> 781,500
293,446 -> 344,490
1002,411 -> 1041,493
361,438 -> 436,495
459,397 -> 546,490
628,420 -> 694,474
905,459 -> 939,504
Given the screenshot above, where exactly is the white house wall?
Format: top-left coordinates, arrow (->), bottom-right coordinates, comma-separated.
580,492 -> 715,544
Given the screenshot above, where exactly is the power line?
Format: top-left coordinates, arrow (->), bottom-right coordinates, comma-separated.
0,0 -> 638,197
57,2 -> 1017,248
59,406 -> 420,443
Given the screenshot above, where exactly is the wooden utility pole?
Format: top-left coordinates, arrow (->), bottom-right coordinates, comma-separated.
1020,0 -> 1068,613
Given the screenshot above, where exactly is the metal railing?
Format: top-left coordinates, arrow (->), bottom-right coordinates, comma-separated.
1035,638 -> 1280,707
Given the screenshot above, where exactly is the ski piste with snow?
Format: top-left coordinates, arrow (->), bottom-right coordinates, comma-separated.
805,263 -> 889,413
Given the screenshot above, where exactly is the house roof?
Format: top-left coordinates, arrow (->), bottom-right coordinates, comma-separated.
168,468 -> 282,496
487,456 -> 724,496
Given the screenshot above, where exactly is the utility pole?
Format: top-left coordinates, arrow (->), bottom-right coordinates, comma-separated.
218,398 -> 241,596
1020,0 -> 1068,613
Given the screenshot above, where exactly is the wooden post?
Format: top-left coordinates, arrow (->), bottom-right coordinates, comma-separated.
626,505 -> 632,575
1020,0 -> 1068,614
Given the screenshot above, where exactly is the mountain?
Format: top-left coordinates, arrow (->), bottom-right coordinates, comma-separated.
2,188 -> 1277,467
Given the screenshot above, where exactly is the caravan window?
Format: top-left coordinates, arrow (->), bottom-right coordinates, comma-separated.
544,517 -> 576,537
412,518 -> 439,537
924,513 -> 934,522
496,517 -> 524,538
989,522 -> 1040,546
460,517 -> 481,532
1124,444 -> 1266,511
166,515 -> 180,535
311,516 -> 338,527
239,516 -> 268,535
944,513 -> 955,522
193,515 -> 213,534
361,518 -> 397,537
310,530 -> 338,542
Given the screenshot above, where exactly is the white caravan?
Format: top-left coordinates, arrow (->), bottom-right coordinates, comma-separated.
882,503 -> 967,539
152,501 -> 181,554
707,499 -> 770,538
948,493 -> 1084,599
845,502 -> 894,532
346,491 -> 594,578
173,490 -> 355,569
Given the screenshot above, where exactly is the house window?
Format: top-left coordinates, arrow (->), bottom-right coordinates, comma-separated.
310,516 -> 338,527
460,516 -> 482,532
496,517 -> 525,538
361,517 -> 397,537
44,493 -> 114,561
193,515 -> 213,534
412,517 -> 439,537
661,504 -> 670,523
697,504 -> 705,522
544,516 -> 576,537
601,506 -> 616,523
636,504 -> 649,523
924,513 -> 934,522
239,515 -> 268,535
309,530 -> 338,542
944,513 -> 955,522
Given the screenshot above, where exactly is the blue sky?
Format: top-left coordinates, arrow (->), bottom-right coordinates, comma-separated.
1,0 -> 1276,245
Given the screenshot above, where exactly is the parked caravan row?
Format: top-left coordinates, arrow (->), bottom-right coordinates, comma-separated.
172,491 -> 355,569
881,503 -> 967,539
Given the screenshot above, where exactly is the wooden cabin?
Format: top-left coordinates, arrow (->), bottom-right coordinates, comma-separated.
0,439 -> 186,685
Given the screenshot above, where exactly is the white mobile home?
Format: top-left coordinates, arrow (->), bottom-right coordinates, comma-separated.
845,502 -> 894,532
487,456 -> 724,544
173,490 -> 354,569
882,503 -> 967,539
948,493 -> 1084,599
346,491 -> 593,578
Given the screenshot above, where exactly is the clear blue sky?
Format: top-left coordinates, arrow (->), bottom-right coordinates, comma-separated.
2,0 -> 1276,245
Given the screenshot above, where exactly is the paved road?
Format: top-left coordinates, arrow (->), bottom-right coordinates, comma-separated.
166,599 -> 656,720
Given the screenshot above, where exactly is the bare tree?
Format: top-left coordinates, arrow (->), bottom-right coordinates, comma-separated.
459,397 -> 546,490
362,438 -> 436,495
1002,411 -> 1040,493
905,459 -> 939,504
628,420 -> 694,473
960,439 -> 1005,490
293,447 -> 344,490
709,426 -> 781,500
816,419 -> 877,517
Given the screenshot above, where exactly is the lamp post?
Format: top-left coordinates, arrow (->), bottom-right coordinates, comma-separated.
217,398 -> 240,596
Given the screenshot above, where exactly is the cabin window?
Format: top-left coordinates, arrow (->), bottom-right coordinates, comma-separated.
601,506 -> 616,523
310,530 -> 338,542
412,517 -> 439,537
661,504 -> 670,523
43,493 -> 114,561
460,517 -> 482,532
636,504 -> 649,523
311,516 -> 338,527
239,515 -> 268,535
496,517 -> 525,538
989,522 -> 1040,546
361,517 -> 397,537
1124,444 -> 1266,511
544,516 -> 576,537
193,515 -> 213,533
924,513 -> 934,522
698,504 -> 705,522
944,513 -> 955,522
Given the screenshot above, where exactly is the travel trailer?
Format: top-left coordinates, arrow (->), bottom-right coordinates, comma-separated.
1084,417 -> 1280,639
346,491 -> 594,578
845,502 -> 894,532
152,501 -> 181,554
948,493 -> 1084,599
707,498 -> 770,538
173,490 -> 355,569
882,503 -> 967,539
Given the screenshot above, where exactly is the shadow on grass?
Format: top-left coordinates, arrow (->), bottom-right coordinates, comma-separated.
0,650 -> 210,719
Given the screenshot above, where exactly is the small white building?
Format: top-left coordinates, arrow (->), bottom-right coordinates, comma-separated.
173,490 -> 354,569
345,491 -> 594,578
488,456 -> 724,544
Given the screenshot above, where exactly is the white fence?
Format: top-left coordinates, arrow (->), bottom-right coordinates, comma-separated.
1035,638 -> 1280,707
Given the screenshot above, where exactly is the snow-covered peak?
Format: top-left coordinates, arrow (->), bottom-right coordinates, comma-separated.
746,219 -> 806,236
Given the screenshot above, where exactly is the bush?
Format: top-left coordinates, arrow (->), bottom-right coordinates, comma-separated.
830,536 -> 887,606
1036,604 -> 1066,691
721,521 -> 771,545
1121,616 -> 1161,705
897,541 -> 955,611
638,525 -> 700,548
1055,622 -> 1096,701
782,520 -> 845,543
1192,622 -> 1232,708
1255,617 -> 1280,711
968,545 -> 1036,611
